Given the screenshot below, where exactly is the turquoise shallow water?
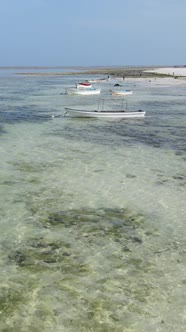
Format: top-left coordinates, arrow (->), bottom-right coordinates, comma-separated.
0,71 -> 186,331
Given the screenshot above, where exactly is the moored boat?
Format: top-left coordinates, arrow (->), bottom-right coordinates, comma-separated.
87,77 -> 110,83
66,88 -> 101,96
111,90 -> 133,96
64,107 -> 145,118
76,82 -> 92,89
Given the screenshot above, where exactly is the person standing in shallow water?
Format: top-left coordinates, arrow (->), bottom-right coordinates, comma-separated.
123,75 -> 125,80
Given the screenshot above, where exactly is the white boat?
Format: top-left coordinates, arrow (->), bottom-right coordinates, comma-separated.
66,88 -> 101,96
64,107 -> 145,118
87,77 -> 110,83
76,82 -> 92,89
111,90 -> 133,96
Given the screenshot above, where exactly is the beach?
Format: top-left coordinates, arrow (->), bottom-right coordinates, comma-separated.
144,66 -> 186,76
111,66 -> 186,88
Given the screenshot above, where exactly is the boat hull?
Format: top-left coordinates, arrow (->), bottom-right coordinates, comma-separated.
76,82 -> 92,89
65,108 -> 145,118
87,78 -> 110,83
66,88 -> 101,96
111,90 -> 133,96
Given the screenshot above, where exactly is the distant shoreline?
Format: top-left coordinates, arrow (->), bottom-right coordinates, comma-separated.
0,66 -> 186,78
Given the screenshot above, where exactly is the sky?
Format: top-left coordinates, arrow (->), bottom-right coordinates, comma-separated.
0,0 -> 186,67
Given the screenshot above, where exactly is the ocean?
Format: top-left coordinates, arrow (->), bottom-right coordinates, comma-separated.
0,68 -> 186,331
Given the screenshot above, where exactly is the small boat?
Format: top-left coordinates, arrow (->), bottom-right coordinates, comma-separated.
64,107 -> 145,118
87,77 -> 110,83
111,90 -> 133,96
66,88 -> 101,96
76,82 -> 92,89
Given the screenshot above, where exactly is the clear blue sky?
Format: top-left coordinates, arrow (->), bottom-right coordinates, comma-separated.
1,0 -> 186,66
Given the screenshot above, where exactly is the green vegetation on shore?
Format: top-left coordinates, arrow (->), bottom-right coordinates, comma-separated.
60,68 -> 175,78
12,66 -> 183,78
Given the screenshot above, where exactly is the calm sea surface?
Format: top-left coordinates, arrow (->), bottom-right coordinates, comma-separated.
0,69 -> 186,331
